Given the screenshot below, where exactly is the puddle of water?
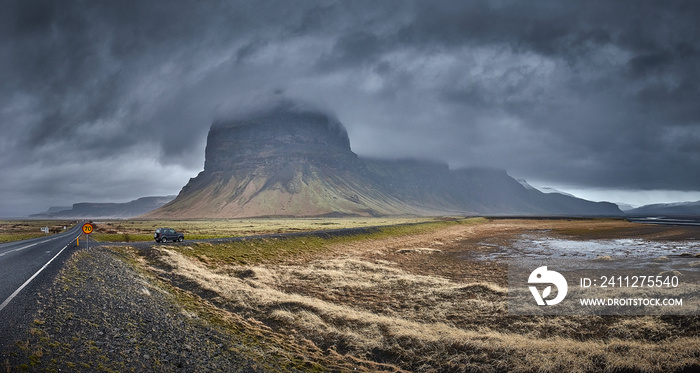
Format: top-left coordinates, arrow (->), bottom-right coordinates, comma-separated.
478,234 -> 700,261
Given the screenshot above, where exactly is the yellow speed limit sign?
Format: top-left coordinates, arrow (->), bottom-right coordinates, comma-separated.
82,222 -> 94,235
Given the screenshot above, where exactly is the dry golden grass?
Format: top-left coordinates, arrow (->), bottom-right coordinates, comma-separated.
153,249 -> 700,372
127,218 -> 700,372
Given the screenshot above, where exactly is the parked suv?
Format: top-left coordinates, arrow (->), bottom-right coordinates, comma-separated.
154,228 -> 184,243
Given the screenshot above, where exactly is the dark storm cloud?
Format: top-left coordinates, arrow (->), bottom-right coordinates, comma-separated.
1,0 -> 700,215
4,2 -> 202,145
379,0 -> 700,191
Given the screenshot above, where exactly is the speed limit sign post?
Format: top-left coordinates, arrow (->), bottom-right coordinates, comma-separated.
82,223 -> 94,235
82,222 -> 94,249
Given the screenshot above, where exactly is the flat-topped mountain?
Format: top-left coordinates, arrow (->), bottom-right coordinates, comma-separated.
147,105 -> 621,218
150,105 -> 414,218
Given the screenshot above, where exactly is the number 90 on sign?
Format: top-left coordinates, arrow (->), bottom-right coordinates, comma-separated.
82,223 -> 94,235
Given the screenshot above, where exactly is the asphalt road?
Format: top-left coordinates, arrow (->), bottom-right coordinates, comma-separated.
0,224 -> 83,348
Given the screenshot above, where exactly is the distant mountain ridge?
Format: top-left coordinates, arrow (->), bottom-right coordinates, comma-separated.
32,196 -> 176,219
626,200 -> 700,216
146,104 -> 621,218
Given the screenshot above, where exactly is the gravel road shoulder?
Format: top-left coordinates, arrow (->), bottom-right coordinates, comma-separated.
2,246 -> 269,372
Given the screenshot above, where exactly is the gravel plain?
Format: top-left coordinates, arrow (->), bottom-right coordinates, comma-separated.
2,247 -> 269,372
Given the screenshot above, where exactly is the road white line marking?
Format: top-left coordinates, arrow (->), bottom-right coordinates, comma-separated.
0,236 -> 78,312
0,236 -> 63,258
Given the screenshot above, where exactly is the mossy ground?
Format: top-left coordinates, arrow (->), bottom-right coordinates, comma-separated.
170,217 -> 486,266
90,217 -> 440,242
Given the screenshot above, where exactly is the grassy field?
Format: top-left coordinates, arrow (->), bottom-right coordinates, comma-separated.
117,218 -> 700,372
0,220 -> 77,243
89,216 -> 442,242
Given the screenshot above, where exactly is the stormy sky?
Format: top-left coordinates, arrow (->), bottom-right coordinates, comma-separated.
2,0 -> 700,216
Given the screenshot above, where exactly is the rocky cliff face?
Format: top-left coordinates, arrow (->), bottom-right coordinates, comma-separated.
204,107 -> 358,173
147,105 -> 621,218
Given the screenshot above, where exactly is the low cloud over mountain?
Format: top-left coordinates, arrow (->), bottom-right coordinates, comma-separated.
147,104 -> 621,218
